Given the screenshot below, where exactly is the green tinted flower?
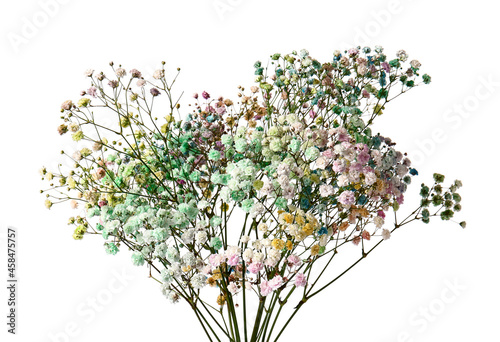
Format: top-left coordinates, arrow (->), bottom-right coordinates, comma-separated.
72,131 -> 84,141
225,147 -> 235,159
210,237 -> 223,250
241,199 -> 254,213
393,201 -> 400,211
421,198 -> 431,207
104,219 -> 120,233
105,242 -> 119,255
123,216 -> 140,234
433,173 -> 445,183
260,83 -> 273,91
251,139 -> 262,153
160,269 -> 174,284
221,134 -> 233,146
235,138 -> 247,153
268,127 -> 282,137
87,207 -> 100,218
73,225 -> 86,240
440,209 -> 454,220
262,147 -> 274,159
422,208 -> 430,219
431,195 -> 443,206
210,216 -> 222,227
208,149 -> 221,161
166,247 -> 180,262
275,197 -> 288,209
420,185 -> 430,197
131,252 -> 145,266
189,170 -> 201,182
77,98 -> 91,107
269,138 -> 282,152
152,228 -> 169,241
288,139 -> 301,153
231,190 -> 245,202
253,180 -> 264,190
75,225 -> 86,235
44,199 -> 53,209
178,203 -> 198,220
305,146 -> 320,161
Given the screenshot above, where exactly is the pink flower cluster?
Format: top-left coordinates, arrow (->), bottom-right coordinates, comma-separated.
260,272 -> 307,296
208,247 -> 241,268
206,246 -> 306,296
260,275 -> 283,296
305,126 -> 413,210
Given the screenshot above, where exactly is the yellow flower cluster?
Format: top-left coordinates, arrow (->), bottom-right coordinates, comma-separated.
348,206 -> 370,224
277,209 -> 321,243
272,238 -> 285,250
216,294 -> 226,306
212,268 -> 222,280
310,244 -> 320,256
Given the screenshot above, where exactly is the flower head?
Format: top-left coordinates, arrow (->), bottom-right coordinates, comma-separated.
150,88 -> 160,96
295,273 -> 307,287
130,69 -> 142,78
61,100 -> 73,111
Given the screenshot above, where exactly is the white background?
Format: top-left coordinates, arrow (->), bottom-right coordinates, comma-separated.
1,0 -> 499,341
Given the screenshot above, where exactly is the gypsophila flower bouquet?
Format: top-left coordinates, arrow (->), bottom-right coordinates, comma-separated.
41,46 -> 465,342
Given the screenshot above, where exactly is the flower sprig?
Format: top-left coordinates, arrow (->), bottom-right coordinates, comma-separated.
41,47 -> 465,342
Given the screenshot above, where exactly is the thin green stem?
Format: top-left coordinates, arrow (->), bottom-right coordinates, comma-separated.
250,298 -> 266,342
265,287 -> 296,342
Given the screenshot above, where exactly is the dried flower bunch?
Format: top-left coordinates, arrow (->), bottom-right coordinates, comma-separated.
41,46 -> 465,342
